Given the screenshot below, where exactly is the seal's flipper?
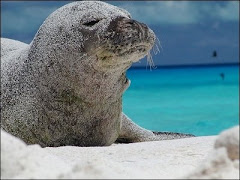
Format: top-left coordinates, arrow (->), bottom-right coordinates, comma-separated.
152,131 -> 195,140
117,113 -> 195,143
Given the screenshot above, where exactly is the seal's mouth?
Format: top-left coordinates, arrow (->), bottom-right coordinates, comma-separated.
96,44 -> 150,61
118,44 -> 149,56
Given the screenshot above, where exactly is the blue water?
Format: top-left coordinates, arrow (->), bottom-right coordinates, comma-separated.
123,65 -> 239,136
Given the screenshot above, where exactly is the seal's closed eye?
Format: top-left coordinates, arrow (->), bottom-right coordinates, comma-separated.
83,20 -> 100,27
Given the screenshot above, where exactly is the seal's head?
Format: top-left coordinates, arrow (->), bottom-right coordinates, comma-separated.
30,1 -> 155,72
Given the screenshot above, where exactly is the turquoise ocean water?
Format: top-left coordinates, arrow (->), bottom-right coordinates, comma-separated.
123,65 -> 239,136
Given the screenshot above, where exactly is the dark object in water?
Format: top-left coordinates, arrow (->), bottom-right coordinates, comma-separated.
212,50 -> 217,57
220,73 -> 225,80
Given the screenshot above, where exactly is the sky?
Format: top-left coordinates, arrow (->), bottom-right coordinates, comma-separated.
1,1 -> 239,67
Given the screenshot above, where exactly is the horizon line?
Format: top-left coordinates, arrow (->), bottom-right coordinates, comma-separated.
130,62 -> 239,69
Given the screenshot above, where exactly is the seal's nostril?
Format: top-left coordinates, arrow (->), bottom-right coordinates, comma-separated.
127,20 -> 134,25
127,20 -> 138,27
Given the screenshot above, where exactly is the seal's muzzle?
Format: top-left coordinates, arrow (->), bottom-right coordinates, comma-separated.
107,17 -> 155,49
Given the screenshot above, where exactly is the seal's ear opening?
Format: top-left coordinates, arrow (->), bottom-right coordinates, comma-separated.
83,20 -> 101,27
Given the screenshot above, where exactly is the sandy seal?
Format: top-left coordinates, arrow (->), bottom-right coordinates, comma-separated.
1,1 -> 194,147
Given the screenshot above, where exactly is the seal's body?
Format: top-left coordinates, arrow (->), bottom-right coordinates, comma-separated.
1,1 -> 194,147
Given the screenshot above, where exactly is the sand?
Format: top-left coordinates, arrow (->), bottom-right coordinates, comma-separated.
1,125 -> 239,179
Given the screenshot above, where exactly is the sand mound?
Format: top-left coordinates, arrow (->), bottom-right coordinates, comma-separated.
1,126 -> 239,179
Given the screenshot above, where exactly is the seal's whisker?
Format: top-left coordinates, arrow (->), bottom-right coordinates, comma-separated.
157,37 -> 163,53
145,36 -> 162,70
146,51 -> 157,71
153,44 -> 160,55
153,37 -> 162,55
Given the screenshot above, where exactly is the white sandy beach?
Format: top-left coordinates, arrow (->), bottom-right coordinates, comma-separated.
1,126 -> 239,179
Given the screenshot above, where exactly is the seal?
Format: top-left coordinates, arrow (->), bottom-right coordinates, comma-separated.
1,1 -> 194,147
